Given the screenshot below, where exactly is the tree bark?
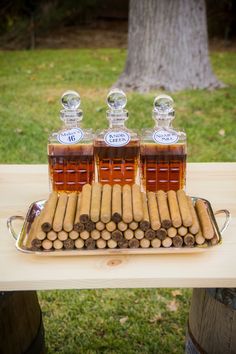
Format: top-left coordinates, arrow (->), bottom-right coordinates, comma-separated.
115,0 -> 225,92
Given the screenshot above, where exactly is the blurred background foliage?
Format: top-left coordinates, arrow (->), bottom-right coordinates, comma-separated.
0,0 -> 235,50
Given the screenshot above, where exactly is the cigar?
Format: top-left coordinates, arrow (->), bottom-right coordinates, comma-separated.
58,230 -> 68,241
41,192 -> 58,232
184,233 -> 195,247
187,196 -> 200,235
69,230 -> 79,240
101,230 -> 111,240
74,222 -> 85,233
111,230 -> 123,242
85,220 -> 95,232
42,239 -> 53,250
101,184 -> 112,223
172,235 -> 183,248
176,190 -> 193,227
140,192 -> 150,231
140,238 -> 150,248
128,239 -> 139,248
90,229 -> 100,240
90,183 -> 102,222
162,237 -> 173,248
112,184 -> 122,223
134,229 -> 144,240
167,227 -> 177,238
145,229 -> 156,240
53,193 -> 68,232
129,221 -> 139,231
156,190 -> 172,229
124,229 -> 134,240
167,190 -> 182,228
139,192 -> 150,232
74,194 -> 84,232
139,221 -> 150,232
178,226 -> 188,236
132,184 -> 143,222
47,230 -> 57,241
195,199 -> 214,240
122,185 -> 133,223
96,238 -> 107,249
195,231 -> 205,245
210,235 -> 219,246
26,215 -> 43,248
96,221 -> 105,231
147,191 -> 161,230
79,184 -> 92,223
107,239 -> 117,249
63,192 -> 77,232
36,228 -> 47,241
63,238 -> 75,249
151,238 -> 161,248
80,230 -> 90,240
75,238 -> 85,249
118,221 -> 128,232
31,238 -> 42,249
156,228 -> 167,241
106,221 -> 116,232
85,238 -> 96,250
162,236 -> 172,247
118,239 -> 129,248
53,239 -> 63,250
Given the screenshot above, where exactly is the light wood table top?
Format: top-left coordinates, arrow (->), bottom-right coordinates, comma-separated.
0,163 -> 235,291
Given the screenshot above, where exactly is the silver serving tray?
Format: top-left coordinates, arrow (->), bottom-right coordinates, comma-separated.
7,197 -> 230,256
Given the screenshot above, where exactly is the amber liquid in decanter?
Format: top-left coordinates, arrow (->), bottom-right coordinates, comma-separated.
141,143 -> 186,192
94,140 -> 139,185
48,144 -> 94,192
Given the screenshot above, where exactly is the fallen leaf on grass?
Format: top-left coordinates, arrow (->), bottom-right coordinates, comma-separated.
218,129 -> 225,137
119,316 -> 128,325
167,300 -> 179,312
171,290 -> 182,297
149,314 -> 163,323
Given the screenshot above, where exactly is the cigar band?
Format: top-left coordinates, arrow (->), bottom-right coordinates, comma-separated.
57,128 -> 84,144
152,129 -> 179,145
104,131 -> 131,147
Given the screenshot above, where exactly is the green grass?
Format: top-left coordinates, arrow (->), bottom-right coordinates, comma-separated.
1,48 -> 235,353
0,49 -> 236,163
38,288 -> 191,354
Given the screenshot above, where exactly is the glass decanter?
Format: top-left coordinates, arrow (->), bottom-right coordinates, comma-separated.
140,94 -> 187,192
94,89 -> 140,185
48,90 -> 94,192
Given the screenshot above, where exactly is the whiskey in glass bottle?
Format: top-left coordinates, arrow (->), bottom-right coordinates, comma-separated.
48,91 -> 94,192
141,95 -> 187,192
94,89 -> 140,185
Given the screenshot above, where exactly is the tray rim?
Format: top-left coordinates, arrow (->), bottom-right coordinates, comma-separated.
13,196 -> 223,256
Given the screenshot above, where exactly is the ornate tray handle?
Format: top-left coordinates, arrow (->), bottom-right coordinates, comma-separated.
214,209 -> 231,234
7,215 -> 24,240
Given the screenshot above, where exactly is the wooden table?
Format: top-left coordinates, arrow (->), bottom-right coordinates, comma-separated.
0,163 -> 235,291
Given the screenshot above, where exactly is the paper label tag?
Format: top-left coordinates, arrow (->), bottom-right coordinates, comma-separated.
57,128 -> 84,145
153,129 -> 179,145
104,131 -> 131,147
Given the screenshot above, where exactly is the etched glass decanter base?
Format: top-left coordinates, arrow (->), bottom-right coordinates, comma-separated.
141,143 -> 186,192
94,140 -> 139,185
48,144 -> 94,192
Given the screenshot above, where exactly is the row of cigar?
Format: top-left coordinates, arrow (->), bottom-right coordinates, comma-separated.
26,183 -> 217,251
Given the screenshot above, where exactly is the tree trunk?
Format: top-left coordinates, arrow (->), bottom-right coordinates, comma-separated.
115,0 -> 225,92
